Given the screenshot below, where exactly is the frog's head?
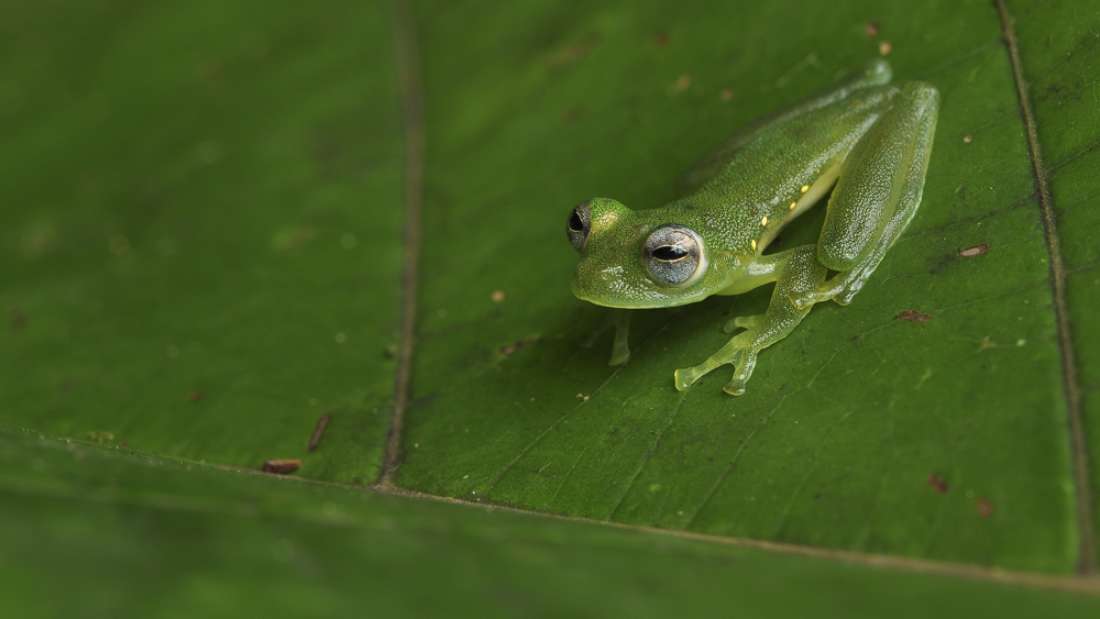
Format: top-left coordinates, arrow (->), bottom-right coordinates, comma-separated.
566,198 -> 716,309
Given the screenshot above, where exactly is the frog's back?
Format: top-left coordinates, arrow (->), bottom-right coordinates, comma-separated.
670,62 -> 901,251
691,85 -> 895,210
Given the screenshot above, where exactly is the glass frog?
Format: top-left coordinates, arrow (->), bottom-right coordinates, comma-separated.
566,60 -> 938,396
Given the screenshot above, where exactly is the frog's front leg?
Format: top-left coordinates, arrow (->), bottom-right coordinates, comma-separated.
608,309 -> 631,366
675,246 -> 826,395
794,82 -> 939,309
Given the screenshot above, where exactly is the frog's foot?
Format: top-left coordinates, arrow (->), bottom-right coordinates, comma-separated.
679,245 -> 826,396
791,279 -> 851,310
674,332 -> 758,395
608,339 -> 631,366
722,314 -> 764,334
791,267 -> 872,310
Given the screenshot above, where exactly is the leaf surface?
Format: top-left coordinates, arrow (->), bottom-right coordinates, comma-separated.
2,0 -> 1099,613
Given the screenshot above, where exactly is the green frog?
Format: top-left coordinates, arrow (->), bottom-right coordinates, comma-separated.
566,60 -> 938,395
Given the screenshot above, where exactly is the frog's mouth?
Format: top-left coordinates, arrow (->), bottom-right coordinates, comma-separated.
570,274 -> 708,310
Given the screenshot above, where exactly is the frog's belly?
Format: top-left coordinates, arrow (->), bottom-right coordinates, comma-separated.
758,161 -> 842,251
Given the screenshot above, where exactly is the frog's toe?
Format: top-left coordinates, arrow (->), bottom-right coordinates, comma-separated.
722,314 -> 764,334
722,350 -> 759,397
722,380 -> 747,397
608,348 -> 630,366
791,292 -> 822,310
673,367 -> 698,391
835,279 -> 867,306
676,364 -> 717,391
608,334 -> 631,366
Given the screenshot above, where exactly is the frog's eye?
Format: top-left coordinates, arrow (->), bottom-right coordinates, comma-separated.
566,202 -> 591,252
643,225 -> 706,286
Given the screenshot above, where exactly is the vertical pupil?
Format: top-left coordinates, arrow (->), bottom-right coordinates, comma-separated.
569,211 -> 584,232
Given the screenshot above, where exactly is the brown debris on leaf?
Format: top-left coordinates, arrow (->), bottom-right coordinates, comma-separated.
928,473 -> 949,494
308,414 -> 331,452
958,243 -> 989,257
547,36 -> 598,68
976,497 -> 994,518
498,335 -> 541,358
262,459 -> 301,475
897,309 -> 931,323
865,21 -> 880,38
10,309 -> 27,332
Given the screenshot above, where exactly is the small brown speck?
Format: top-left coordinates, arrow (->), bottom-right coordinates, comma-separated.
10,309 -> 27,332
308,414 -> 331,452
962,133 -> 973,144
928,473 -> 949,494
959,243 -> 989,257
897,309 -> 931,323
865,21 -> 880,38
547,41 -> 594,67
187,391 -> 205,402
978,336 -> 996,351
561,106 -> 584,123
878,40 -> 893,56
671,74 -> 692,93
262,459 -> 301,475
720,88 -> 734,102
498,334 -> 540,358
655,32 -> 669,46
490,290 -> 506,303
976,497 -> 994,518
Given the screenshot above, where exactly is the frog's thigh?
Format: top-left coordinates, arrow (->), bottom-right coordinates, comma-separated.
675,246 -> 826,395
812,82 -> 939,303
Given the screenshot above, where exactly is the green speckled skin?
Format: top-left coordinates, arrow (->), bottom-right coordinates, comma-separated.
567,61 -> 939,395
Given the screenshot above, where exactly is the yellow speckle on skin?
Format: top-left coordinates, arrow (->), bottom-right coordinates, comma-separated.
751,239 -> 758,251
800,185 -> 810,193
760,216 -> 768,226
789,201 -> 798,210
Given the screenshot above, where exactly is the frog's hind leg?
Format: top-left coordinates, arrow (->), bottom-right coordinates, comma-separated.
794,82 -> 939,309
675,245 -> 826,396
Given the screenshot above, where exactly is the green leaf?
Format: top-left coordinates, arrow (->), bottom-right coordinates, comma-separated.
396,0 -> 1100,575
2,0 -> 1100,614
0,1 -> 401,484
6,429 -> 1099,617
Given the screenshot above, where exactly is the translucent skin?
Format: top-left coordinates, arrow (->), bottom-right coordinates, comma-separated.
567,60 -> 939,395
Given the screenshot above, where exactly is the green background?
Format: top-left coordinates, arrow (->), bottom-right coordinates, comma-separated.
2,0 -> 1098,615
